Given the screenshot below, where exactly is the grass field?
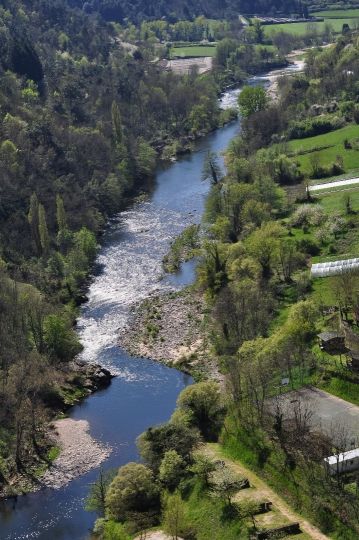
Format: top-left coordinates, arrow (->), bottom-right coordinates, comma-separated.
288,124 -> 359,174
264,17 -> 359,36
170,45 -> 217,58
312,9 -> 359,18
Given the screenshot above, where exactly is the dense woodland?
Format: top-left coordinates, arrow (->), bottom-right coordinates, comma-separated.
68,0 -> 302,23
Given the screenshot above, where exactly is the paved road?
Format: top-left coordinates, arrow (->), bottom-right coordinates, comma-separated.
310,177 -> 359,192
275,387 -> 359,445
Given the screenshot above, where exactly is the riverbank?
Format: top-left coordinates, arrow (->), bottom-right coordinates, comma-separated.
0,361 -> 113,499
42,418 -> 111,490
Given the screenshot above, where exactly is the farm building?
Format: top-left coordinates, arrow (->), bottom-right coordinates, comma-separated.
311,258 -> 359,277
318,332 -> 346,353
324,448 -> 359,476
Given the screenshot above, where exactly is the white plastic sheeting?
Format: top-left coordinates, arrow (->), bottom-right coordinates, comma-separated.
311,258 -> 359,277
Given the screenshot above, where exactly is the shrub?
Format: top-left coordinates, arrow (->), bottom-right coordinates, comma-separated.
291,204 -> 325,228
288,115 -> 344,140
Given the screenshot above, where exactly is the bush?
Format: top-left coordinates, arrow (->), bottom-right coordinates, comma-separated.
296,237 -> 320,256
137,422 -> 201,472
291,204 -> 325,228
106,463 -> 159,522
288,115 -> 344,140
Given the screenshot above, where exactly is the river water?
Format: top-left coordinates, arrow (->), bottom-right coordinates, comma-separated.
0,62 -> 302,540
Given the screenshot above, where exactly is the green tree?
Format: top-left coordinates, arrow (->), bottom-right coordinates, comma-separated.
73,228 -> 97,266
253,19 -> 264,44
159,450 -> 185,490
85,468 -> 116,517
56,194 -> 67,232
111,101 -> 123,145
202,151 -> 223,185
238,86 -> 268,118
189,455 -> 216,487
44,314 -> 82,361
38,203 -> 50,255
137,422 -> 200,472
162,491 -> 186,540
106,463 -> 159,522
177,382 -> 225,441
28,192 -> 41,254
135,139 -> 156,177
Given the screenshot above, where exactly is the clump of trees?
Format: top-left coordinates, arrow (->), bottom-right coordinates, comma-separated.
88,381 -> 228,537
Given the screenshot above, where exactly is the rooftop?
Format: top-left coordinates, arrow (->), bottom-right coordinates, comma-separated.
325,448 -> 359,466
318,332 -> 344,342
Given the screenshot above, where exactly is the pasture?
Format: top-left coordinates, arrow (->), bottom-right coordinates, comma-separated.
264,17 -> 359,37
288,124 -> 359,175
170,45 -> 217,58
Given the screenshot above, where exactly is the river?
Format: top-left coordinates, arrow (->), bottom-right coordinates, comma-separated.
0,61 -> 302,540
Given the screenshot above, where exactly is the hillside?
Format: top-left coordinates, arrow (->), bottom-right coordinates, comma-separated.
68,0 -> 301,23
0,0 -> 222,492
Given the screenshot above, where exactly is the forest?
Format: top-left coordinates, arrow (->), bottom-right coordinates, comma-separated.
68,0 -> 302,23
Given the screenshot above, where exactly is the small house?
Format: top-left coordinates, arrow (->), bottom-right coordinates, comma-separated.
318,332 -> 346,354
324,448 -> 359,476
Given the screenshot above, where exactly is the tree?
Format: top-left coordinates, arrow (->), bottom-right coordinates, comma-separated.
56,194 -> 67,232
159,450 -> 185,490
238,86 -> 268,118
202,151 -> 223,185
210,466 -> 248,506
245,221 -> 284,279
162,491 -> 186,540
28,192 -> 41,254
111,101 -> 123,145
106,463 -> 159,522
137,422 -> 200,472
177,382 -> 226,441
43,314 -> 82,361
189,455 -> 216,487
253,20 -> 264,44
38,203 -> 50,255
85,468 -> 116,516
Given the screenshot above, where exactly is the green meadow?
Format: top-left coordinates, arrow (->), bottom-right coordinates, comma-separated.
170,45 -> 217,58
288,124 -> 359,174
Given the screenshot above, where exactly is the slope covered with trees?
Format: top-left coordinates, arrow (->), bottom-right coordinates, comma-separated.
0,0 -> 223,493
68,0 -> 301,23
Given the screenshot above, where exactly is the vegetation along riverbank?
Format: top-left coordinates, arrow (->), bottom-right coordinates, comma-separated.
95,22 -> 359,540
0,0 -> 315,499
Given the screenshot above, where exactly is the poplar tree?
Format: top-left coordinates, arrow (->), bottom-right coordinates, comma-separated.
38,203 -> 50,255
111,101 -> 123,145
28,192 -> 41,254
56,194 -> 67,232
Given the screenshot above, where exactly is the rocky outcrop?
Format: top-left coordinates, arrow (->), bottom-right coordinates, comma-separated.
71,360 -> 114,391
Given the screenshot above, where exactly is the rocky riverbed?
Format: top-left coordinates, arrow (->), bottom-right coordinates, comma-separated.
120,288 -> 222,381
42,418 -> 111,490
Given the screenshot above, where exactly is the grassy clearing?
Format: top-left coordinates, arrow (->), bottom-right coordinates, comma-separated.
312,9 -> 359,19
170,45 -> 217,58
264,18 -> 359,36
182,479 -> 248,540
315,187 -> 359,213
288,124 -> 359,174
